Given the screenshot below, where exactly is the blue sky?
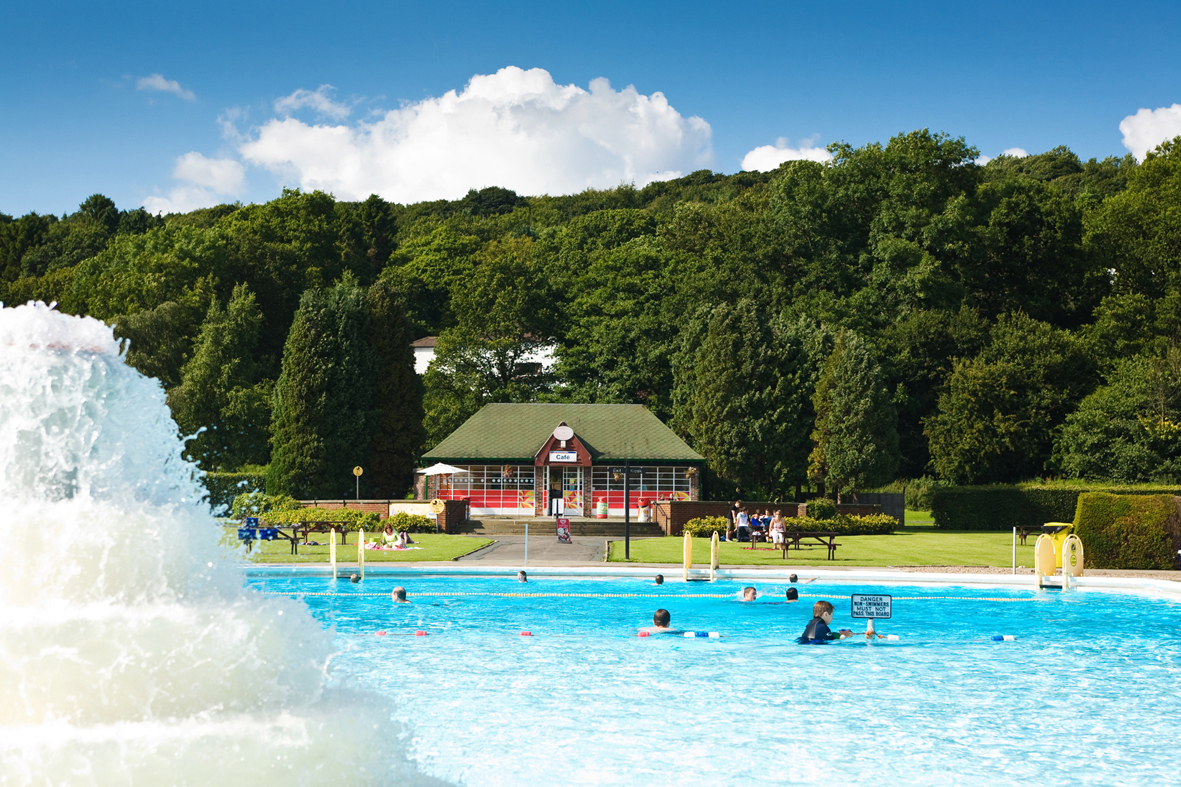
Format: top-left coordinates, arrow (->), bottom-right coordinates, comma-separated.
3,0 -> 1180,216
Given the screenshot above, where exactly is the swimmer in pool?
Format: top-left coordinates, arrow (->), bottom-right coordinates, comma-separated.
640,608 -> 681,634
798,600 -> 853,644
518,570 -> 528,583
788,574 -> 817,585
786,587 -> 799,602
654,574 -> 664,585
350,573 -> 361,584
392,586 -> 408,603
742,586 -> 757,601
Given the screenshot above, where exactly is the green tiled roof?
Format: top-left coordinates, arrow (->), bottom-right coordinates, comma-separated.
423,403 -> 704,463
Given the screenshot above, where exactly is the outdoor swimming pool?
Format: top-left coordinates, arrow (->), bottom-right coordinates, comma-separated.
252,573 -> 1181,786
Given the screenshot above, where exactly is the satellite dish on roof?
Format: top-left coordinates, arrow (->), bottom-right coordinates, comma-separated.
553,425 -> 574,441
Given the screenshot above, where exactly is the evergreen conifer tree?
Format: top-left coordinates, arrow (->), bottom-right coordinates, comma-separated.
269,274 -> 377,497
671,302 -> 827,499
167,283 -> 270,470
364,279 -> 426,498
809,331 -> 900,500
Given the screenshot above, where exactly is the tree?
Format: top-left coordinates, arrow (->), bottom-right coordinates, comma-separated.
809,331 -> 900,499
925,312 -> 1096,483
115,280 -> 214,388
363,279 -> 426,498
0,212 -> 55,283
379,226 -> 481,337
167,284 -> 271,470
1054,350 -> 1181,482
421,237 -> 554,448
881,307 -> 990,478
936,177 -> 1103,327
269,274 -> 377,497
1085,137 -> 1181,297
555,237 -> 685,417
672,303 -> 827,499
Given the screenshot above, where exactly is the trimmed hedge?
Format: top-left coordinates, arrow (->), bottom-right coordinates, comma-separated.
203,472 -> 266,512
230,492 -> 302,519
929,484 -> 1181,531
1073,493 -> 1181,569
385,512 -> 436,534
260,507 -> 381,533
684,517 -> 728,537
797,514 -> 898,536
683,514 -> 898,538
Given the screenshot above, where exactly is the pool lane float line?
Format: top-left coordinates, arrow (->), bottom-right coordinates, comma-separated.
373,631 -> 429,636
991,635 -> 1017,641
684,631 -> 722,638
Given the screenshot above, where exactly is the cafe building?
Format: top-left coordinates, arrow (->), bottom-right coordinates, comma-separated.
421,403 -> 705,517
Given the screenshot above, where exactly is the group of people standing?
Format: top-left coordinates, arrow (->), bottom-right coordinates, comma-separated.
726,500 -> 787,545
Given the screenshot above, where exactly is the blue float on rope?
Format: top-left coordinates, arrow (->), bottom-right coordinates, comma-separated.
683,631 -> 721,638
991,635 -> 1016,642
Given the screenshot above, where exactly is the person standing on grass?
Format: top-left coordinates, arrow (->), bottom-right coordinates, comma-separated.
736,507 -> 751,542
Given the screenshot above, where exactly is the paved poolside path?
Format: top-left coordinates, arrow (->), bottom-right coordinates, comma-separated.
436,535 -> 1181,580
456,534 -> 609,565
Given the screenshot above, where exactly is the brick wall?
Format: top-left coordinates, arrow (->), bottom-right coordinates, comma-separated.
653,500 -> 802,536
436,499 -> 470,534
299,499 -> 396,518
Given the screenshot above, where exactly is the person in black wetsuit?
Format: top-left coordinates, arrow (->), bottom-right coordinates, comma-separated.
798,600 -> 852,644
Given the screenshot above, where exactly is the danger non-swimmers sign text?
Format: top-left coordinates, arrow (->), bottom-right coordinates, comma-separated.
850,594 -> 892,619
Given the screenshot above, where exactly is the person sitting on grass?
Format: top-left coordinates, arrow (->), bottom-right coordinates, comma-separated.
798,600 -> 853,644
396,529 -> 415,548
640,608 -> 681,635
382,524 -> 398,547
392,586 -> 409,603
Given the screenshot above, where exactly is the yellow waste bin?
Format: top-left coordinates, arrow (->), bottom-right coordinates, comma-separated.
1042,522 -> 1073,568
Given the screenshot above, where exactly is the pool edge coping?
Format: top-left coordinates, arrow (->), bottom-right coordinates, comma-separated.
244,563 -> 1181,599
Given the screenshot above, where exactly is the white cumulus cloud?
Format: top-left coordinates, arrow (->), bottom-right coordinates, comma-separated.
274,85 -> 353,120
143,152 -> 245,214
976,148 -> 1028,166
1120,104 -> 1181,161
238,66 -> 714,202
741,137 -> 831,171
136,73 -> 196,102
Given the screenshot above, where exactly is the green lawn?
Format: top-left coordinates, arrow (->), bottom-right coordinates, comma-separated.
905,509 -> 934,526
221,530 -> 493,563
609,520 -> 1030,567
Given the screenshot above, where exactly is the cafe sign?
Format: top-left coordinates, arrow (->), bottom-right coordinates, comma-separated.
548,450 -> 578,463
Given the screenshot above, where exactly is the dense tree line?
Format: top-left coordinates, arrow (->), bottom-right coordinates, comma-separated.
2,131 -> 1178,500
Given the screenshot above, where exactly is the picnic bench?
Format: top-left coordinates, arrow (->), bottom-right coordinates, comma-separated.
238,521 -> 351,555
780,531 -> 841,561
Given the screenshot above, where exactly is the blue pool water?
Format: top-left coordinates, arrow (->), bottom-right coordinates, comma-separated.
251,574 -> 1181,786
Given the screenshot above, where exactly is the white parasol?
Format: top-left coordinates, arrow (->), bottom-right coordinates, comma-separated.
416,463 -> 469,476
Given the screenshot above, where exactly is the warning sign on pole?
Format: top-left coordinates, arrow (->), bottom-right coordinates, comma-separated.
850,594 -> 892,619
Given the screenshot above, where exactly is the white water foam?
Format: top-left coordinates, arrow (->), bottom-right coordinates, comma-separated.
0,302 -> 433,785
